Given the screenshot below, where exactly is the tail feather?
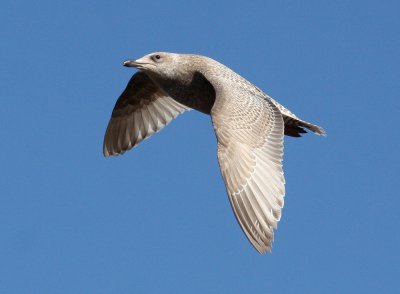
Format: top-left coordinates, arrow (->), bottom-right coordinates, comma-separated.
283,115 -> 326,137
284,125 -> 307,137
266,96 -> 326,137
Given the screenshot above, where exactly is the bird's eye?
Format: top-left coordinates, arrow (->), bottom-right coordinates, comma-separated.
155,54 -> 161,60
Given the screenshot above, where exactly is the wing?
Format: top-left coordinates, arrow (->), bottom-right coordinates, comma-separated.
103,72 -> 190,156
212,92 -> 285,253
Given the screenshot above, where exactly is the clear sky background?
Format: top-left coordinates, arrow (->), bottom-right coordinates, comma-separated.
1,1 -> 399,293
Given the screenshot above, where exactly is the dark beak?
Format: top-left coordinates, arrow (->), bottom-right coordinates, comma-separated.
123,60 -> 146,68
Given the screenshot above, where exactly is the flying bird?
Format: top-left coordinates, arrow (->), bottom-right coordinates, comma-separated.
103,52 -> 325,254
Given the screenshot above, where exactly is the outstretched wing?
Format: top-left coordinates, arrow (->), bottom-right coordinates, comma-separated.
212,92 -> 285,253
103,72 -> 190,156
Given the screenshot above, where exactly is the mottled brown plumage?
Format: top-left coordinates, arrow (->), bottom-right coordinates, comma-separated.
103,52 -> 325,253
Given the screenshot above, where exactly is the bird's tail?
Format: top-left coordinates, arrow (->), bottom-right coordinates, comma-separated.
283,116 -> 326,137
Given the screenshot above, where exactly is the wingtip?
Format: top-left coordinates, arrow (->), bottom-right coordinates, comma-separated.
257,246 -> 272,255
103,144 -> 110,157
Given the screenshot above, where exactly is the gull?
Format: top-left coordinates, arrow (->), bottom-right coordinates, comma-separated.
103,52 -> 325,253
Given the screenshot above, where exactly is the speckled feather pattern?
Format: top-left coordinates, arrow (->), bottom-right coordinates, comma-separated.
103,52 -> 325,253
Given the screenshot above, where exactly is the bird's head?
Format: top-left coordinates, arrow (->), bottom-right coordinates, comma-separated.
123,52 -> 192,82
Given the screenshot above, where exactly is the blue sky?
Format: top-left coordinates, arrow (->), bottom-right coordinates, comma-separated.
1,1 -> 399,293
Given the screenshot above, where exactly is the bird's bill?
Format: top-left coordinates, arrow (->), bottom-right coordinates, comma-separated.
123,59 -> 149,69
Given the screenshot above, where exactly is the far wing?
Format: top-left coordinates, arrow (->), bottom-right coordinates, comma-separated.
212,92 -> 285,253
103,72 -> 190,156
